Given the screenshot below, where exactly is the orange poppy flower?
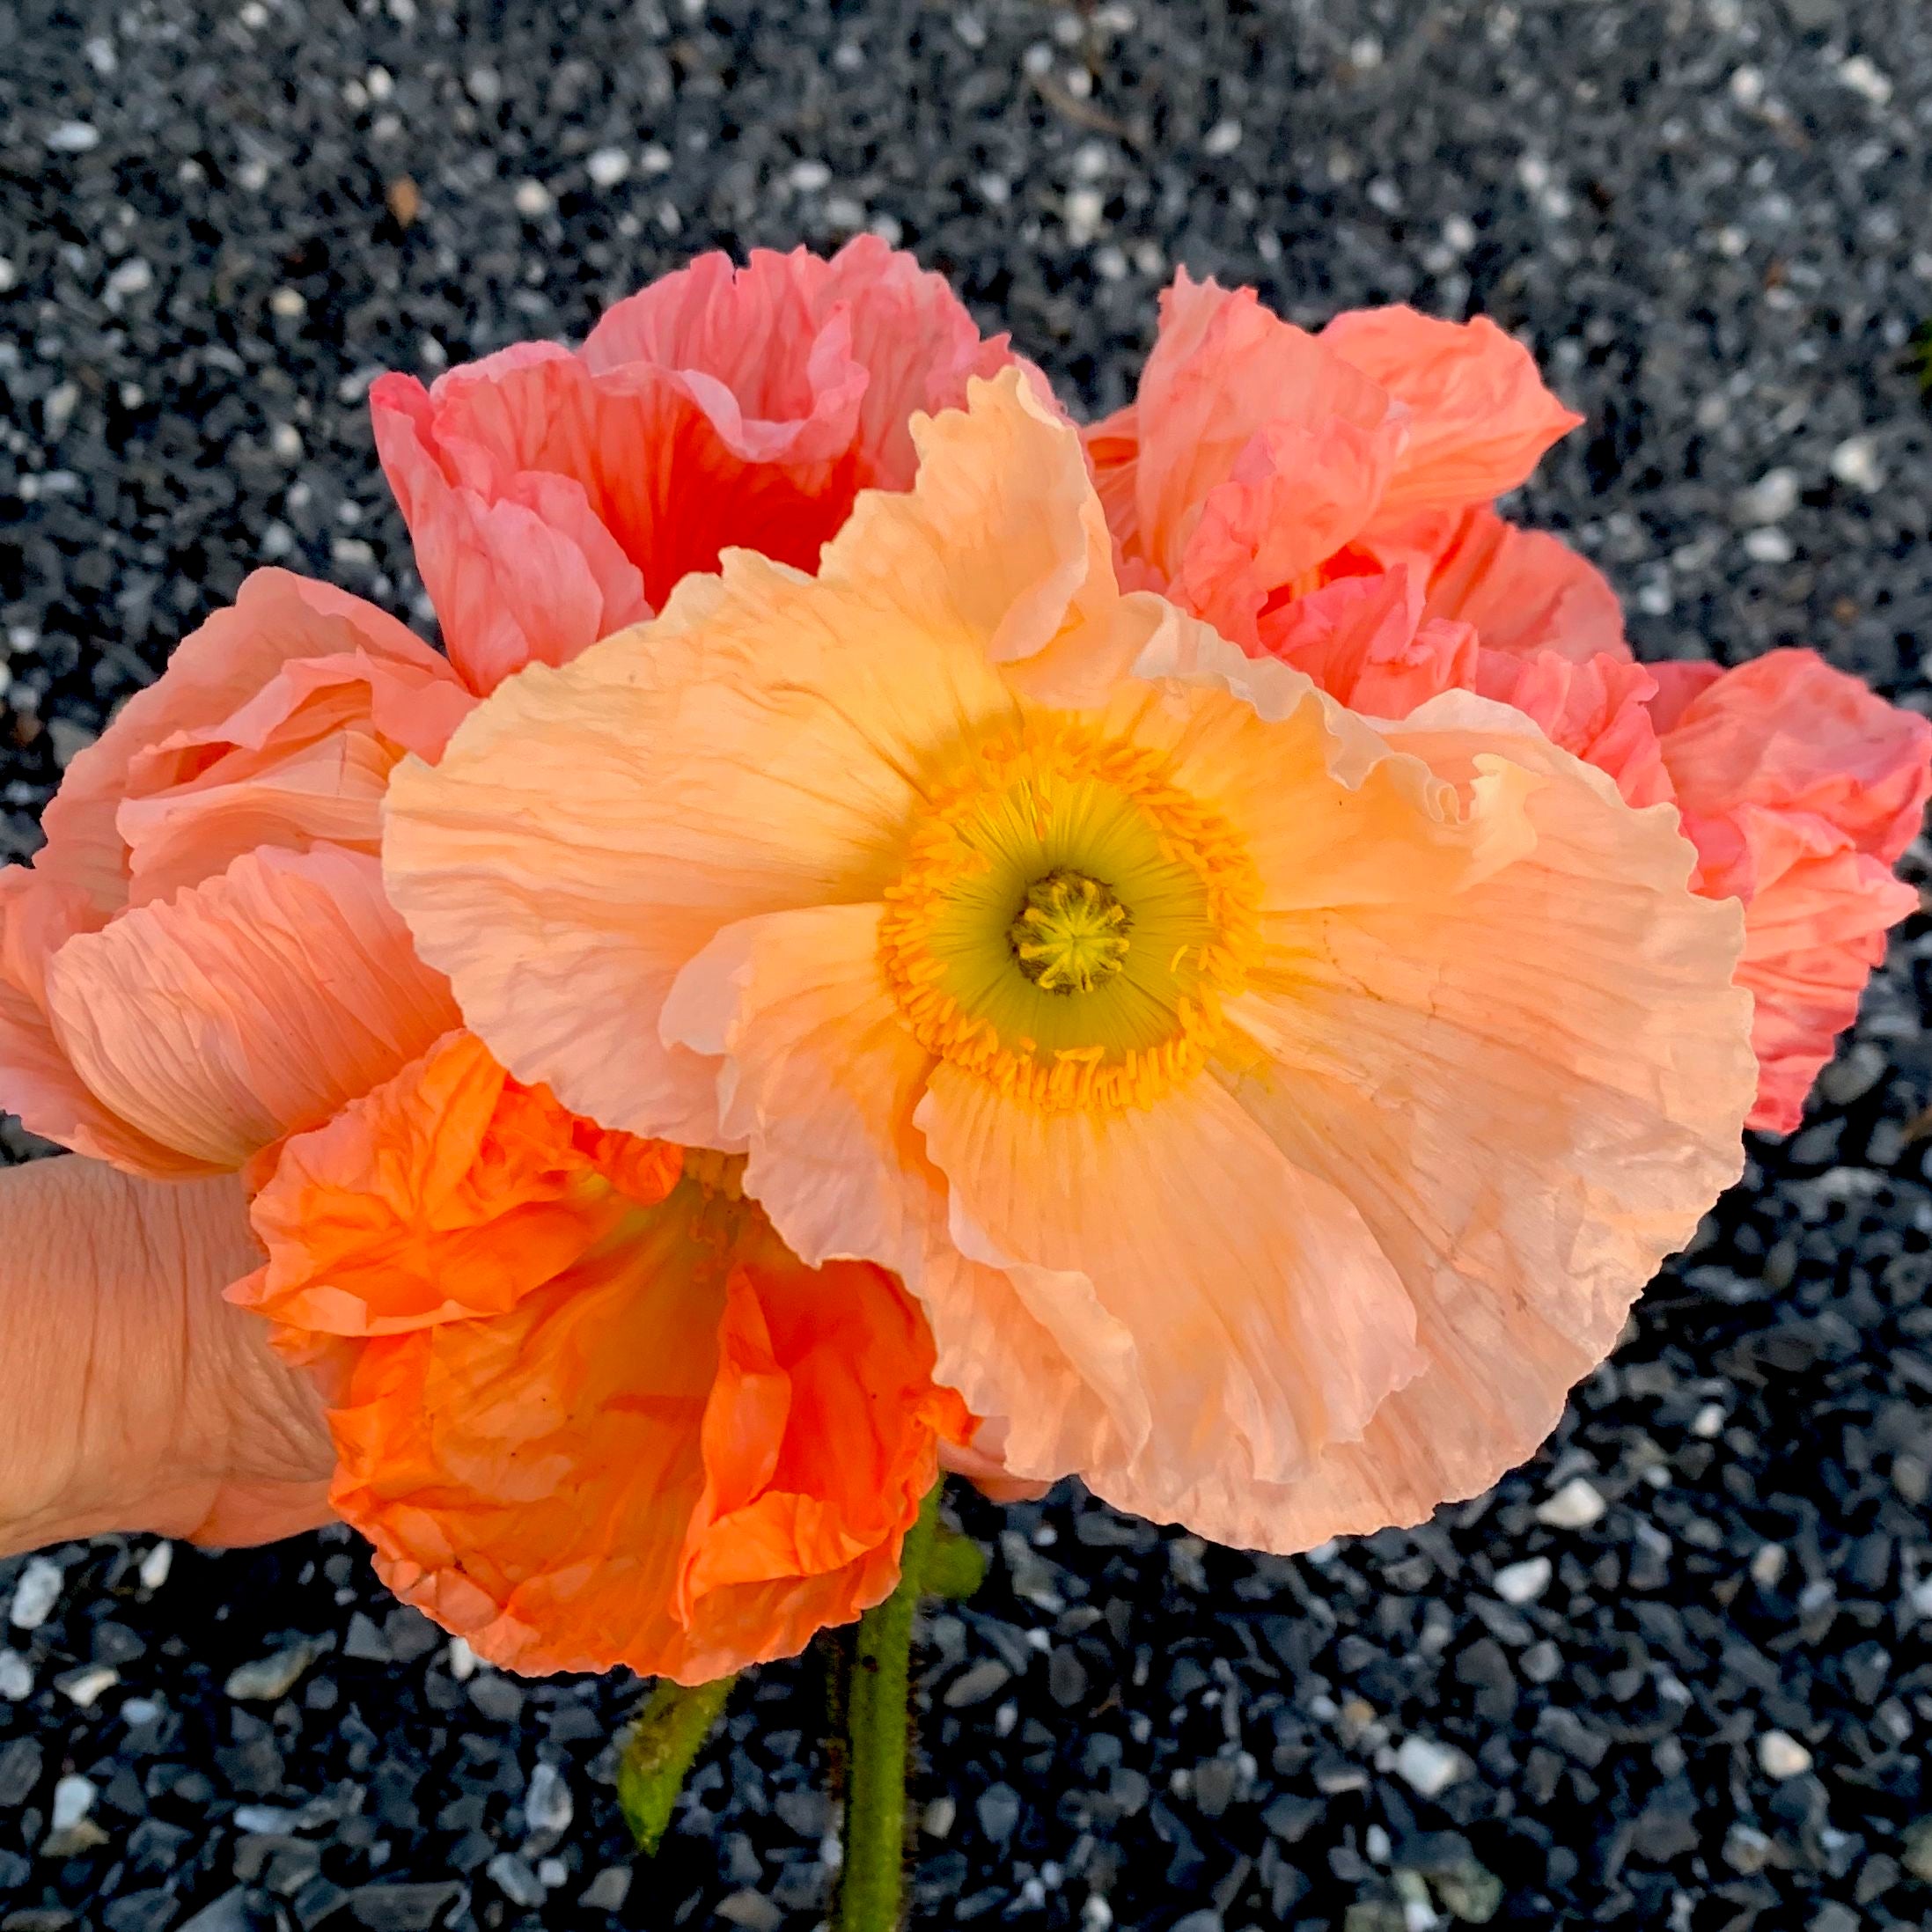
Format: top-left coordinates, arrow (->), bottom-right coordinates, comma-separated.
236,1030 -> 967,1680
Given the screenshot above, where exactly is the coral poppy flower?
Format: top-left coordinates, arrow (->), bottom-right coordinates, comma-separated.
234,1030 -> 966,1679
385,371 -> 1755,1553
1648,653 -> 1932,1132
373,238 -> 1021,694
1084,271 -> 1620,663
0,570 -> 468,1176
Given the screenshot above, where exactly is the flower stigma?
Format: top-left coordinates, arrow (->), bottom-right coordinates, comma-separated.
1008,868 -> 1132,994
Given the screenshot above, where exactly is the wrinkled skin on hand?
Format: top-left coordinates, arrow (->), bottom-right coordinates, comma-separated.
0,1155 -> 334,1557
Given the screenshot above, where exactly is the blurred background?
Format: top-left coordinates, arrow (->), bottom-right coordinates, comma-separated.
3,3 -> 1931,1928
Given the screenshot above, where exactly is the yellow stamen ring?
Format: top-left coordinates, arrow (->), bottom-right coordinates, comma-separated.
878,718 -> 1262,1113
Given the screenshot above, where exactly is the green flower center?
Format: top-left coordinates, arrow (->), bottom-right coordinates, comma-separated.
1007,868 -> 1132,995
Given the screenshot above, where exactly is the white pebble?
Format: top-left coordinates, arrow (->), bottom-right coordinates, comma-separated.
1758,1730 -> 1812,1780
1837,54 -> 1892,106
60,1665 -> 119,1708
1829,434 -> 1883,492
0,257 -> 15,294
1743,527 -> 1795,564
1692,1403 -> 1726,1438
524,1759 -> 573,1834
50,1774 -> 96,1830
512,179 -> 553,218
1751,1543 -> 1788,1587
138,1541 -> 173,1591
788,159 -> 832,193
486,1852 -> 547,1907
586,147 -> 631,189
1202,118 -> 1242,157
1493,1555 -> 1553,1605
1081,1896 -> 1113,1931
10,1557 -> 62,1630
46,121 -> 101,153
922,1796 -> 957,1839
1735,467 -> 1798,525
1395,1735 -> 1469,1798
224,1641 -> 317,1701
0,1650 -> 33,1700
537,1857 -> 567,1888
268,286 -> 307,319
106,258 -> 152,298
1065,187 -> 1106,244
446,1637 -> 479,1681
1536,1477 -> 1607,1530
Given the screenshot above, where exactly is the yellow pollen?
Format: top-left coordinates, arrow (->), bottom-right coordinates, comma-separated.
1009,868 -> 1131,995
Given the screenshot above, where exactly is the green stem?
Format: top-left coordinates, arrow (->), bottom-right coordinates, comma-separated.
616,1673 -> 737,1854
839,1479 -> 943,1932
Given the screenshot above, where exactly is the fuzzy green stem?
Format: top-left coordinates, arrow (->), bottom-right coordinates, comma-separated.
616,1673 -> 736,1854
839,1480 -> 943,1931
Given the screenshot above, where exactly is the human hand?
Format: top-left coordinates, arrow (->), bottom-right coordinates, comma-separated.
0,1156 -> 334,1557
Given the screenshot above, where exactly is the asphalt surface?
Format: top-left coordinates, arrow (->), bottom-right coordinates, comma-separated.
4,2 -> 1932,1928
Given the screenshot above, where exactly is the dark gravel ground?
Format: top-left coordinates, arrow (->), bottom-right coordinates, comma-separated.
4,1 -> 1932,1928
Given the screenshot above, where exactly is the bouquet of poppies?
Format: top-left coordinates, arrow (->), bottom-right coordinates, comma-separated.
4,240 -> 1926,1924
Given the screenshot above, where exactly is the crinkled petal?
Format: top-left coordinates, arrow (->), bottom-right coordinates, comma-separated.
1474,650 -> 1673,809
39,570 -> 449,910
0,870 -> 199,1175
1657,648 -> 1932,870
44,846 -> 459,1170
660,902 -> 940,1275
915,1067 -> 1421,1541
678,1252 -> 964,1610
1172,415 -> 1407,650
372,369 -> 650,694
1391,506 -> 1630,665
378,241 -> 1017,688
328,1186 -> 946,1681
1730,837 -> 1917,1135
237,1031 -> 679,1335
1113,272 -> 1402,584
1363,505 -> 1627,664
114,649 -> 473,907
1201,692 -> 1753,1546
1322,311 -> 1583,524
1259,569 -> 1477,718
1128,602 -> 1539,909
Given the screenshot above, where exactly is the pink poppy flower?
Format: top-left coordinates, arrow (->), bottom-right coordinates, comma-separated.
372,238 -> 1022,694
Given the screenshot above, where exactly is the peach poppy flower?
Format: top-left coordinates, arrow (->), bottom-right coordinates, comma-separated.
234,1029 -> 966,1680
1084,271 -> 1620,663
0,570 -> 467,1176
373,238 -> 1021,694
385,371 -> 1755,1553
